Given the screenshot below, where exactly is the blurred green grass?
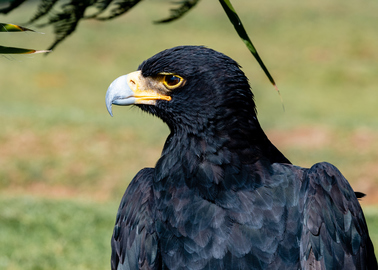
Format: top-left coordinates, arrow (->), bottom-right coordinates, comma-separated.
0,196 -> 117,270
1,0 -> 378,268
0,196 -> 376,270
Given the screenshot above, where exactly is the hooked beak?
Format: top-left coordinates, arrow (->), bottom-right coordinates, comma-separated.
105,71 -> 171,116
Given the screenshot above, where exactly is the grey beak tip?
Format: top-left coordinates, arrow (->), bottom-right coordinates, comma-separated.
106,74 -> 133,117
106,85 -> 115,117
106,99 -> 114,117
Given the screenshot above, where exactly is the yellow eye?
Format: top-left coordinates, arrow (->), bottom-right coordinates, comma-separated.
162,74 -> 185,89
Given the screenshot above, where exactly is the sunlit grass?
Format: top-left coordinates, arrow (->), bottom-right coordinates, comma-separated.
0,196 -> 376,270
0,196 -> 117,270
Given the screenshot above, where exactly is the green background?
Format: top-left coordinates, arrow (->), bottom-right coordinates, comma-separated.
1,0 -> 377,269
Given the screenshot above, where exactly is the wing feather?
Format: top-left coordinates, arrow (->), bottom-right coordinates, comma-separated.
111,168 -> 160,270
300,162 -> 377,269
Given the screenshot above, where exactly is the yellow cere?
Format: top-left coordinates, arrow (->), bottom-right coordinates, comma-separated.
127,71 -> 172,105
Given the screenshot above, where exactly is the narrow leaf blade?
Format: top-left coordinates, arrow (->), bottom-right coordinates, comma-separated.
0,45 -> 50,54
219,0 -> 279,91
0,23 -> 36,32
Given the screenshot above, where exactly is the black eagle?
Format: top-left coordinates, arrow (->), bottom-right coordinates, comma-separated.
105,46 -> 377,270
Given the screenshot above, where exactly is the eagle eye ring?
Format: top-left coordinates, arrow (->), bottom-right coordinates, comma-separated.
162,74 -> 185,89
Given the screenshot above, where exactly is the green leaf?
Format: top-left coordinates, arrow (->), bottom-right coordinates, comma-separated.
155,0 -> 200,23
219,0 -> 280,93
0,45 -> 50,54
0,23 -> 49,54
26,0 -> 59,24
0,0 -> 28,15
0,23 -> 35,32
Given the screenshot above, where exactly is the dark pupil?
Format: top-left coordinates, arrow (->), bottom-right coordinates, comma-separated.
165,75 -> 180,86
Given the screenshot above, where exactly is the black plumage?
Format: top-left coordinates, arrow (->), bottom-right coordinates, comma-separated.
105,46 -> 377,269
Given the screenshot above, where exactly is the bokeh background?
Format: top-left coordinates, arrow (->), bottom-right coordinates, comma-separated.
1,0 -> 377,269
